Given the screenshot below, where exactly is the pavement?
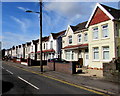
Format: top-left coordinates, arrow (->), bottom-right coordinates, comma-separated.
2,60 -> 120,96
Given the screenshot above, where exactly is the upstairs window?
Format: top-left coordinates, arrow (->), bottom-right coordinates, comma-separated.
46,43 -> 48,49
93,27 -> 98,40
68,36 -> 72,44
102,24 -> 108,38
31,46 -> 33,52
44,43 -> 45,49
84,33 -> 88,42
50,41 -> 53,49
78,34 -> 82,43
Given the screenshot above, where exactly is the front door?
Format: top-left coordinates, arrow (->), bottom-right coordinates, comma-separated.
84,53 -> 89,66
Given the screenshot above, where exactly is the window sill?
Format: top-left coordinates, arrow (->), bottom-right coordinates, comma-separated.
77,42 -> 82,44
84,41 -> 88,43
92,39 -> 99,41
102,60 -> 111,62
101,37 -> 110,40
92,60 -> 100,62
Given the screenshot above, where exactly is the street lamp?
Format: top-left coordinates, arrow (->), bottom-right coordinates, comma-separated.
26,1 -> 43,72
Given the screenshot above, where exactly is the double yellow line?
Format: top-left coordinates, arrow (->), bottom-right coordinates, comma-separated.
5,63 -> 111,96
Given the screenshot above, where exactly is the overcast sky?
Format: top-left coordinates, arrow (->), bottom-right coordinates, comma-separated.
1,1 -> 119,49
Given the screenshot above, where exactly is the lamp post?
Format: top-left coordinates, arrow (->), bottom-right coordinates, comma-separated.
26,0 -> 43,72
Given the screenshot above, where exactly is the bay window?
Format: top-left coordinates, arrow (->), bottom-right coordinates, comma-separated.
65,51 -> 70,60
71,51 -> 74,60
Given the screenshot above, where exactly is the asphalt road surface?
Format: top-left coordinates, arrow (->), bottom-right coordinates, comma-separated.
1,62 -> 107,96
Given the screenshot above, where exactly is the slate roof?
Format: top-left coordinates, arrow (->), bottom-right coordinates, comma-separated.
51,30 -> 66,39
18,45 -> 21,48
26,42 -> 31,46
42,36 -> 49,41
22,44 -> 25,47
12,46 -> 15,50
70,21 -> 88,32
100,3 -> 120,20
32,39 -> 39,44
16,46 -> 18,48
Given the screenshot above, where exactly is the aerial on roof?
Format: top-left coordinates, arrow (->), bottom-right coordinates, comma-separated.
51,30 -> 66,39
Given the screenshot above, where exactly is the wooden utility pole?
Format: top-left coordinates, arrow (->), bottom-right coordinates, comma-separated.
40,0 -> 43,72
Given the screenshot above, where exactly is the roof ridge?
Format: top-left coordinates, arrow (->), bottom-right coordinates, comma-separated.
100,3 -> 119,10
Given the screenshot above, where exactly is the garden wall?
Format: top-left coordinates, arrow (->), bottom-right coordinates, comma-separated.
47,61 -> 76,74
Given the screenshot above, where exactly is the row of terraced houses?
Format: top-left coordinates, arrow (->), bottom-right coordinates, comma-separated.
4,3 -> 120,70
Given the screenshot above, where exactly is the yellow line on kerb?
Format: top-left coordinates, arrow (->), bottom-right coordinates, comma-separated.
6,64 -> 110,96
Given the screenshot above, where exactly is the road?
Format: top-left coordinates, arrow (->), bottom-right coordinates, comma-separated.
2,62 -> 107,95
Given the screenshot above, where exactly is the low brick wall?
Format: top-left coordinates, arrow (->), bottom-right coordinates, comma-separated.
16,58 -> 21,64
27,59 -> 47,66
47,62 -> 76,74
103,63 -> 120,83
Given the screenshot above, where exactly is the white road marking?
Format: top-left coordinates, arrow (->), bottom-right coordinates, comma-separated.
6,69 -> 13,75
18,76 -> 39,90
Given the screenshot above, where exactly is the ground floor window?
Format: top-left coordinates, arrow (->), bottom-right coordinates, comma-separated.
93,47 -> 99,60
37,54 -> 40,59
71,51 -> 74,60
65,51 -> 70,60
65,50 -> 74,60
103,46 -> 109,60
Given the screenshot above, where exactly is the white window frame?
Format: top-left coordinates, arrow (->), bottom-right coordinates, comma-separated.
84,33 -> 88,42
65,50 -> 70,60
93,47 -> 99,60
44,43 -> 45,49
93,27 -> 98,40
50,41 -> 53,49
71,51 -> 74,60
102,24 -> 109,38
68,36 -> 72,44
78,34 -> 82,43
46,43 -> 48,49
31,46 -> 33,52
102,46 -> 110,60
